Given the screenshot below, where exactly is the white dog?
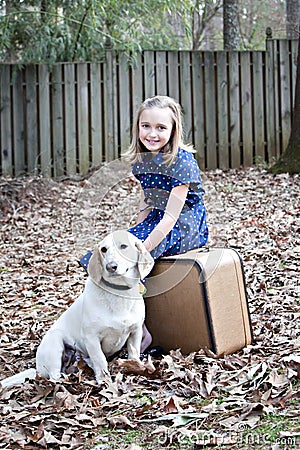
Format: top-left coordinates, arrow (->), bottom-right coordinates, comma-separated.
1,231 -> 154,388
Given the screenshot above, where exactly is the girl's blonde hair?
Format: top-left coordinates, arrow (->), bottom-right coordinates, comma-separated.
122,95 -> 194,165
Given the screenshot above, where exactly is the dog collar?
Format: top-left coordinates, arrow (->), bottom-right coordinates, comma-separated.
101,278 -> 133,291
100,278 -> 147,295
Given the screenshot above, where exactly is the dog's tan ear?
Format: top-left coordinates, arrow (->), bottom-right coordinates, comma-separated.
135,241 -> 154,280
87,246 -> 103,285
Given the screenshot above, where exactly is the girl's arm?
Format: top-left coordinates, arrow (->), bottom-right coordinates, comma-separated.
143,184 -> 189,252
136,187 -> 152,224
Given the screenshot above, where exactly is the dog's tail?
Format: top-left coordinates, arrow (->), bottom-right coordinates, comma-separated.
0,368 -> 37,389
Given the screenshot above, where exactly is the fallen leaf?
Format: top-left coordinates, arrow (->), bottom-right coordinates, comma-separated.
107,415 -> 136,428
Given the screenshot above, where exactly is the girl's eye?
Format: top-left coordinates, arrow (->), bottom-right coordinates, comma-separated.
159,126 -> 166,131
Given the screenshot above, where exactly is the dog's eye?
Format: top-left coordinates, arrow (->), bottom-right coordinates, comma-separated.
120,244 -> 128,250
101,246 -> 107,253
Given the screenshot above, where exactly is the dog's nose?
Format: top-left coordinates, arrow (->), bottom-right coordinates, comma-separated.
106,261 -> 118,273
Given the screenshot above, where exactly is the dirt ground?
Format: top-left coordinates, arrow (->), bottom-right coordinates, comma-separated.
0,163 -> 299,449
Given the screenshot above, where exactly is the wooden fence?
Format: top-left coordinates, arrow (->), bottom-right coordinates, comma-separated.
0,39 -> 298,177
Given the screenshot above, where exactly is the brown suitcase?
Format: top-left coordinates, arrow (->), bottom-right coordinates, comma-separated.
144,247 -> 252,356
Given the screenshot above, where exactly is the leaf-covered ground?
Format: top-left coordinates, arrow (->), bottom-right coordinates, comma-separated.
0,165 -> 299,449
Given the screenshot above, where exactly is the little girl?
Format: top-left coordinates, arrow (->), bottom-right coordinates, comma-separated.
125,95 -> 208,259
79,95 -> 209,352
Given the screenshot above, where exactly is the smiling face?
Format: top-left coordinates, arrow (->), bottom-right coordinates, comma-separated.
138,107 -> 174,154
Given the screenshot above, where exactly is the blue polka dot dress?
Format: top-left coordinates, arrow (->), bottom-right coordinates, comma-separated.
128,148 -> 208,260
79,148 -> 208,270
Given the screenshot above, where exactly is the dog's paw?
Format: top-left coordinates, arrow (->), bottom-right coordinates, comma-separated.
95,370 -> 112,387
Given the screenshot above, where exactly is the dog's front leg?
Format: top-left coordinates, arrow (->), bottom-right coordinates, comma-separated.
126,328 -> 143,361
84,338 -> 110,384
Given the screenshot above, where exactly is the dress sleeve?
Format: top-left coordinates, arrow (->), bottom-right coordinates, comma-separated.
170,151 -> 204,191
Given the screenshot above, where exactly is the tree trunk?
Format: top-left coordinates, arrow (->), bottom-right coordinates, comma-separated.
223,0 -> 240,50
269,28 -> 300,174
286,0 -> 300,39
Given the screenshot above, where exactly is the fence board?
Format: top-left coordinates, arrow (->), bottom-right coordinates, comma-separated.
12,69 -> 25,175
274,41 -> 281,158
25,65 -> 38,174
252,52 -> 265,160
228,52 -> 240,167
291,40 -> 298,105
204,52 -> 217,169
132,53 -> 143,116
144,51 -> 155,98
90,63 -> 103,166
265,39 -> 277,159
77,64 -> 89,174
0,65 -> 12,175
104,51 -> 116,161
119,54 -> 131,153
52,65 -> 64,177
192,52 -> 205,167
279,40 -> 292,152
112,56 -> 119,160
167,51 -> 179,101
240,52 -> 253,166
156,52 -> 167,95
64,64 -> 77,175
216,52 -> 229,169
38,65 -> 51,176
180,52 -> 193,143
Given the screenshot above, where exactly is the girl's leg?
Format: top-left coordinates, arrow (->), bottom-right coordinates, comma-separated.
141,323 -> 152,353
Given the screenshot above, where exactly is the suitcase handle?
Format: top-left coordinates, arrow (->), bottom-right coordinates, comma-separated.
197,247 -> 210,253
